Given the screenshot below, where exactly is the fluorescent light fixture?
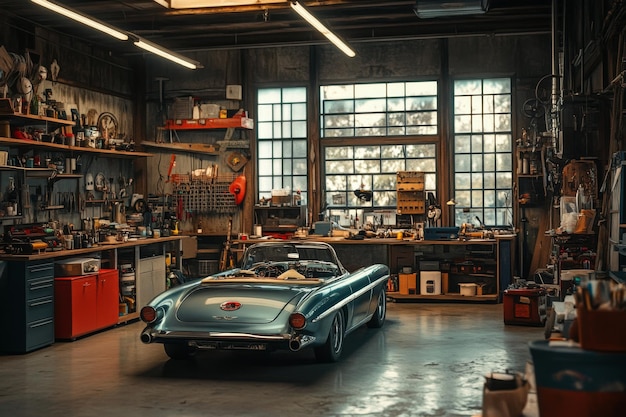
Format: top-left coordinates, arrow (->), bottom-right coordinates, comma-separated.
414,0 -> 490,19
156,0 -> 285,8
31,0 -> 200,69
290,1 -> 355,57
134,38 -> 201,70
31,0 -> 129,41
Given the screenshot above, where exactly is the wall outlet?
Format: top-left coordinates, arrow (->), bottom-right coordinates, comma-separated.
226,85 -> 242,100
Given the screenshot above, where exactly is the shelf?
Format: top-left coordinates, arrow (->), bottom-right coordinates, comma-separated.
141,141 -> 219,155
387,293 -> 499,303
0,112 -> 75,128
0,137 -> 152,158
162,116 -> 254,130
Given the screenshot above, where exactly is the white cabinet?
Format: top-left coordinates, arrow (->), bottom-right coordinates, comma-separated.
137,255 -> 166,309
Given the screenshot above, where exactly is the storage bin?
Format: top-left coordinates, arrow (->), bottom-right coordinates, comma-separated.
529,340 -> 626,417
459,283 -> 477,296
503,288 -> 547,326
398,273 -> 417,295
577,307 -> 626,352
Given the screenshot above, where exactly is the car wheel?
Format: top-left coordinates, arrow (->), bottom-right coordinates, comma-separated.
164,343 -> 196,360
367,288 -> 386,328
314,310 -> 345,363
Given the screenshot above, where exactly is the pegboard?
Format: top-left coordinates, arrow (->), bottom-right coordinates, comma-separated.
172,174 -> 238,215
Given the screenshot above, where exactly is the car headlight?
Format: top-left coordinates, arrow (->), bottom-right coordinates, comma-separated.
289,312 -> 307,330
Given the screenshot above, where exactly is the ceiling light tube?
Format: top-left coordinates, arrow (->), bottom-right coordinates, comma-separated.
290,1 -> 355,58
31,0 -> 129,41
158,0 -> 286,8
134,38 -> 201,70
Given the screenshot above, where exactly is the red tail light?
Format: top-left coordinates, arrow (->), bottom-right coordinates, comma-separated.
289,312 -> 306,330
140,306 -> 157,323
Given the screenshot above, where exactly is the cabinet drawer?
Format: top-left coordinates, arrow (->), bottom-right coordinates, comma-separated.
27,295 -> 54,322
27,277 -> 55,300
25,262 -> 55,280
25,317 -> 55,352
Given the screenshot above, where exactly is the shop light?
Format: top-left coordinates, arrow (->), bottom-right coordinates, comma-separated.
31,0 -> 201,69
133,38 -> 201,70
289,1 -> 355,57
30,0 -> 129,41
155,0 -> 285,8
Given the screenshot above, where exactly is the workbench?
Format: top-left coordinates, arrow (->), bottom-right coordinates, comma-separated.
234,235 -> 515,303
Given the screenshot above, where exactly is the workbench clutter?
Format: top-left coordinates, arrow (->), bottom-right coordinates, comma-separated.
555,159 -> 598,235
0,46 -> 134,152
526,280 -> 626,417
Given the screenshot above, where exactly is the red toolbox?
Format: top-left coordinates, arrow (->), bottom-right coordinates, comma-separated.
503,288 -> 547,326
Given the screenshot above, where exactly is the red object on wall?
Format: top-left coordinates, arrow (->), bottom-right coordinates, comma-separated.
229,175 -> 246,205
54,269 -> 119,340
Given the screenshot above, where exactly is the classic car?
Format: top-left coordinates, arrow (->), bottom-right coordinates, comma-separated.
140,241 -> 389,362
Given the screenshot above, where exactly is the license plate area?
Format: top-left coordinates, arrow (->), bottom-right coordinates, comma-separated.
190,341 -> 268,351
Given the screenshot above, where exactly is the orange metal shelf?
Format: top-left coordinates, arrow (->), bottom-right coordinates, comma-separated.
163,116 -> 253,130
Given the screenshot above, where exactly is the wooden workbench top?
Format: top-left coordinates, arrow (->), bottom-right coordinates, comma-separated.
0,235 -> 188,261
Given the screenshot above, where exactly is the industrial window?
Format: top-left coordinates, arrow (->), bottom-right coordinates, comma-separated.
256,87 -> 308,204
323,144 -> 437,209
320,81 -> 438,137
452,78 -> 513,227
319,81 -> 439,227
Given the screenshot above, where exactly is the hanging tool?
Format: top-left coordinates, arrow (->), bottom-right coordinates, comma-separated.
167,154 -> 176,182
219,217 -> 233,271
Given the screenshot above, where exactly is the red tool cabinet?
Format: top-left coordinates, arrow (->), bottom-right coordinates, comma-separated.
54,269 -> 119,340
503,287 -> 547,326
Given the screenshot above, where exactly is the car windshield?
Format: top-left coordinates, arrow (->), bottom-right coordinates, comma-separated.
240,244 -> 336,270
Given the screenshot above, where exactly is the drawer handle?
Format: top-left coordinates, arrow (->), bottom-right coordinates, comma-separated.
30,282 -> 53,291
29,266 -> 54,273
30,299 -> 53,307
30,319 -> 53,328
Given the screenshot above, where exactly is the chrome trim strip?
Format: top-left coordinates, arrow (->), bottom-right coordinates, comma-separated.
151,330 -> 291,341
311,273 -> 389,323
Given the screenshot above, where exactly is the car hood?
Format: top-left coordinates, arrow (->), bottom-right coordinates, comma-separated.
175,284 -> 312,324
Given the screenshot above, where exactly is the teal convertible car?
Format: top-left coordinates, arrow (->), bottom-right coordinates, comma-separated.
140,241 -> 389,362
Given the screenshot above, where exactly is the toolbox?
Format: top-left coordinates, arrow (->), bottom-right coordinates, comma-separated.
503,287 -> 547,326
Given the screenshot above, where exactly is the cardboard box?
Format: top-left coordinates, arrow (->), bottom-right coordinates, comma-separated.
398,273 -> 417,295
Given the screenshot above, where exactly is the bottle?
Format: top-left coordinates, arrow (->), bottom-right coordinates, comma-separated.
197,220 -> 203,234
219,107 -> 227,119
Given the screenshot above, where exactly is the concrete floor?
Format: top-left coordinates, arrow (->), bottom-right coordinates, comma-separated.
0,302 -> 544,417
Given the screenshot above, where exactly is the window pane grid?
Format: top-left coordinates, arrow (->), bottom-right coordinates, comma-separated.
324,144 -> 437,209
452,78 -> 513,227
257,87 -> 308,204
320,82 -> 438,138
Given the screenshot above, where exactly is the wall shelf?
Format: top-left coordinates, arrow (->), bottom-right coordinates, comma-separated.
0,137 -> 152,158
162,116 -> 253,130
141,141 -> 219,156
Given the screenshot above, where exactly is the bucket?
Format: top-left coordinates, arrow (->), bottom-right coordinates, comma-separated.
528,340 -> 626,417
